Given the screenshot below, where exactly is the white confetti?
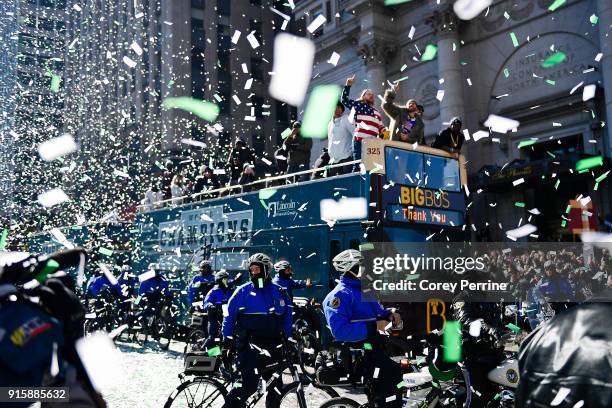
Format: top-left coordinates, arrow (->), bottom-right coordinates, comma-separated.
122,56 -> 137,68
307,14 -> 327,33
180,138 -> 207,148
138,270 -> 156,282
408,25 -> 416,40
231,30 -> 241,44
472,130 -> 490,141
246,31 -> 260,49
38,188 -> 70,208
550,387 -> 571,406
99,263 -> 118,286
506,224 -> 537,239
244,78 -> 253,90
484,114 -> 520,134
328,52 -> 340,66
595,53 -> 603,62
130,41 -> 143,56
320,197 -> 367,221
436,90 -> 445,102
453,0 -> 492,20
75,332 -> 122,392
582,84 -> 596,101
269,33 -> 315,106
38,134 -> 78,161
512,178 -> 525,186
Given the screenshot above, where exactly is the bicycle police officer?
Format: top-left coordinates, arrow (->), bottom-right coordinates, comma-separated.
272,260 -> 312,302
201,270 -> 232,348
221,253 -> 292,407
187,260 -> 215,309
323,249 -> 403,408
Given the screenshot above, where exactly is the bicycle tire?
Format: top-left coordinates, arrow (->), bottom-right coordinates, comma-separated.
164,376 -> 228,408
317,397 -> 362,408
297,331 -> 319,381
270,381 -> 339,408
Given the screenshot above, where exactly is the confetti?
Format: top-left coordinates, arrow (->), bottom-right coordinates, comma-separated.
408,26 -> 416,40
589,14 -> 598,25
510,32 -> 519,47
575,156 -> 603,171
162,97 -> 219,122
541,51 -> 566,68
443,321 -> 462,362
484,114 -> 520,134
246,31 -> 260,49
320,197 -> 368,221
122,56 -> 137,68
453,0 -> 492,21
582,84 -> 596,101
328,52 -> 340,66
307,14 -> 327,33
550,387 -> 571,406
421,44 -> 438,61
231,30 -> 241,44
50,75 -> 61,92
548,0 -> 566,11
301,85 -> 342,139
38,188 -> 70,208
138,270 -> 156,282
268,33 -> 315,106
75,332 -> 122,392
130,41 -> 143,56
384,0 -> 413,5
38,134 -> 78,161
506,224 -> 537,239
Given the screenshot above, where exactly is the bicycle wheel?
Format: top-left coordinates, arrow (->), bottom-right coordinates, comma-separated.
270,381 -> 339,408
297,330 -> 319,380
184,329 -> 206,354
317,397 -> 361,408
164,376 -> 227,408
155,318 -> 173,350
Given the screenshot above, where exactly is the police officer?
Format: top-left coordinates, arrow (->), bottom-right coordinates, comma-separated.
272,260 -> 313,302
86,268 -> 121,298
323,249 -> 403,408
221,253 -> 292,408
138,264 -> 171,315
187,260 -> 216,308
202,270 -> 232,348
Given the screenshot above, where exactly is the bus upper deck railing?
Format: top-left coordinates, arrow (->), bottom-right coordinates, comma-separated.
137,159 -> 362,213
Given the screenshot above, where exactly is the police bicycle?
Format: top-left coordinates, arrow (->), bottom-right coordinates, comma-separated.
132,290 -> 178,350
293,297 -> 325,381
164,335 -> 339,407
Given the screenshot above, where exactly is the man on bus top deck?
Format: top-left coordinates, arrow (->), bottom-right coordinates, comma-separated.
323,249 -> 403,408
221,253 -> 292,408
201,270 -> 232,348
187,260 -> 215,308
272,260 -> 313,302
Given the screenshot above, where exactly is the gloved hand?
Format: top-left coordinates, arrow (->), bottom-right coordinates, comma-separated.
39,278 -> 86,340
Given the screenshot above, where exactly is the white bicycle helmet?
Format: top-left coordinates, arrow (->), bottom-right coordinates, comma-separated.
214,270 -> 229,281
274,260 -> 291,273
248,253 -> 273,277
332,249 -> 363,273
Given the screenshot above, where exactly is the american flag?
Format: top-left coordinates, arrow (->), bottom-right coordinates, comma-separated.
341,86 -> 385,140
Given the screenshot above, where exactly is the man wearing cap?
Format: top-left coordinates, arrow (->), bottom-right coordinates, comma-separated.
432,117 -> 464,153
283,121 -> 313,181
327,101 -> 355,176
381,83 -> 425,144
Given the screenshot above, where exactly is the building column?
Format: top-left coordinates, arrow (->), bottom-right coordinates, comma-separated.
426,6 -> 465,128
596,0 -> 612,160
357,38 -> 397,97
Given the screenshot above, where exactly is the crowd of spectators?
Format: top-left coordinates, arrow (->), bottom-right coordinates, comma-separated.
141,74 -> 468,211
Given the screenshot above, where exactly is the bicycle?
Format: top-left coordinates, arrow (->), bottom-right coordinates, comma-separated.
293,297 -> 324,380
132,293 -> 176,350
165,336 -> 339,407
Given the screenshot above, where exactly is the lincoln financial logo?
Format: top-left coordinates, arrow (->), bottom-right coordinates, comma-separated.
267,200 -> 297,217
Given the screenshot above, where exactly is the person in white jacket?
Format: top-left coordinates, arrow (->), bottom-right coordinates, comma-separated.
170,174 -> 186,205
142,184 -> 163,211
327,101 -> 355,176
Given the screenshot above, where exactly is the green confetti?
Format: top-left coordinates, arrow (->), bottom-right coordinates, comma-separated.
281,128 -> 292,139
400,64 -> 407,72
555,179 -> 560,190
162,97 -> 219,122
384,0 -> 412,5
546,151 -> 556,158
517,138 -> 537,148
595,171 -> 609,183
0,229 -> 8,250
546,79 -> 556,86
541,51 -> 567,68
36,259 -> 60,283
565,205 -> 572,214
506,323 -> 521,332
359,243 -> 374,251
363,342 -> 373,350
207,346 -> 222,357
396,381 -> 408,388
514,202 -> 525,208
259,199 -> 268,210
50,75 -> 61,92
301,85 -> 342,139
393,75 -> 409,84
510,32 -> 519,48
258,278 -> 264,288
443,321 -> 462,363
548,0 -> 566,11
590,14 -> 598,25
561,220 -> 567,228
594,182 -> 599,191
258,188 -> 277,200
421,44 -> 438,61
503,68 -> 510,78
99,247 -> 113,256
575,156 -> 603,171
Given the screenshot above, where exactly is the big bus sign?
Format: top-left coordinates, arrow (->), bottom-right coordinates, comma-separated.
362,138 -> 467,228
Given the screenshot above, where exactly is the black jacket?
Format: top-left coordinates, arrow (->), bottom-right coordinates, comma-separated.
516,291 -> 612,408
432,127 -> 464,153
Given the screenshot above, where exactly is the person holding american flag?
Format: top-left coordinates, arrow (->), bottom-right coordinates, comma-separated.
341,74 -> 386,172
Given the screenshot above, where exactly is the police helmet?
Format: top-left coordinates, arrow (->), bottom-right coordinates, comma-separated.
332,249 -> 363,273
274,260 -> 291,273
215,270 -> 229,281
248,253 -> 273,277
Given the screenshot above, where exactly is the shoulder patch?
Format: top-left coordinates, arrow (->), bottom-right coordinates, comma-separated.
330,297 -> 341,309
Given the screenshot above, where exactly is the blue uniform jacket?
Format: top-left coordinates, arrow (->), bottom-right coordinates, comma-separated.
87,275 -> 121,298
272,274 -> 307,300
222,281 -> 292,340
138,276 -> 169,297
323,276 -> 390,342
203,285 -> 232,309
187,274 -> 216,305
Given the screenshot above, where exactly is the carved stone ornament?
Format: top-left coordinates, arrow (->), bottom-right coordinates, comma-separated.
357,39 -> 397,66
425,6 -> 460,37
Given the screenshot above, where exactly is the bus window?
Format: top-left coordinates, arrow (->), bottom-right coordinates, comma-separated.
349,239 -> 360,250
384,147 -> 423,186
424,155 -> 461,192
